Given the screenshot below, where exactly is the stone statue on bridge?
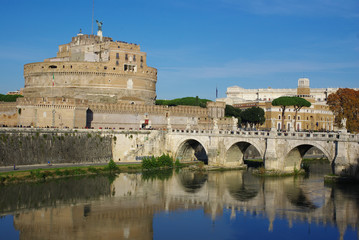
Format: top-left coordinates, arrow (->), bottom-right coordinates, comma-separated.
341,118 -> 347,129
96,20 -> 103,31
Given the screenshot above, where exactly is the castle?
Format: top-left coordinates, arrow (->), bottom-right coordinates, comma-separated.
0,25 -> 231,130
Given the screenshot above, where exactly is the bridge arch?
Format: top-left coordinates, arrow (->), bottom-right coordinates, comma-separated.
177,171 -> 208,193
225,171 -> 261,202
175,138 -> 208,164
225,140 -> 263,166
284,143 -> 333,171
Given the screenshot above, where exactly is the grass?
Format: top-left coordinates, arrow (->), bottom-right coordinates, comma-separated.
0,161 -> 142,185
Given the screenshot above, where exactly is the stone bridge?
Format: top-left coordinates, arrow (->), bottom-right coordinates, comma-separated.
165,129 -> 359,174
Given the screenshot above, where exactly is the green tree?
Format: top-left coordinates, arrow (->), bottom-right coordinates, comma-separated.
240,107 -> 265,129
272,96 -> 296,131
155,97 -> 211,108
0,94 -> 23,102
292,97 -> 311,131
225,105 -> 242,127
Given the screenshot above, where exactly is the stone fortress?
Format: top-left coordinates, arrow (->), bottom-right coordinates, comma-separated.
0,24 -> 231,130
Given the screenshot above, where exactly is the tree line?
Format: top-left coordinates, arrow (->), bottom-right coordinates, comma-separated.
0,94 -> 23,102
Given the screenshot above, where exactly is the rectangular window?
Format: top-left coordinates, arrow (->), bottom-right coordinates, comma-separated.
116,61 -> 119,66
133,55 -> 136,61
116,53 -> 119,59
125,54 -> 128,61
140,56 -> 143,62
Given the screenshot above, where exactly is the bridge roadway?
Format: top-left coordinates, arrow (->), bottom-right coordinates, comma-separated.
165,128 -> 359,175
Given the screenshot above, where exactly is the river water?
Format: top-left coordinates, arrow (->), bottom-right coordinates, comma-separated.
0,166 -> 358,240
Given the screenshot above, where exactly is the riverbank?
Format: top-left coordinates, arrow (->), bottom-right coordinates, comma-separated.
0,162 -> 142,185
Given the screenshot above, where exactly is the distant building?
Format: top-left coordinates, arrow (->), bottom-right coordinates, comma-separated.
216,78 -> 355,131
6,90 -> 22,95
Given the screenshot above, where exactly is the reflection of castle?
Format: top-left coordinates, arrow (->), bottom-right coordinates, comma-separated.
8,172 -> 359,239
0,26 -> 229,130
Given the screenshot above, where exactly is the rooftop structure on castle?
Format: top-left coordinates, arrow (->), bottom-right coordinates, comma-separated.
23,27 -> 157,105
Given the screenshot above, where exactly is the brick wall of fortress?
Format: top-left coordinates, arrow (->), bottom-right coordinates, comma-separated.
23,61 -> 157,104
0,102 -> 17,127
89,102 -> 231,129
15,97 -> 231,130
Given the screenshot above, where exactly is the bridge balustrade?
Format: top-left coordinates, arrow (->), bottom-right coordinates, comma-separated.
168,128 -> 358,142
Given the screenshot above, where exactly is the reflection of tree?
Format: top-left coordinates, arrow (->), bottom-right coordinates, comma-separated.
178,172 -> 208,193
226,172 -> 260,202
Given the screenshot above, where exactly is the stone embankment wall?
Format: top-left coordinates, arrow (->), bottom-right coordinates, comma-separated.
0,128 -> 166,167
0,129 -> 113,166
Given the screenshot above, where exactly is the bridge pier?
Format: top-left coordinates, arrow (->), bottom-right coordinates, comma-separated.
333,137 -> 359,179
264,137 -> 279,170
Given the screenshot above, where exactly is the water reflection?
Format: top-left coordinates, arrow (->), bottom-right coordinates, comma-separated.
177,171 -> 208,193
0,171 -> 358,240
225,171 -> 260,202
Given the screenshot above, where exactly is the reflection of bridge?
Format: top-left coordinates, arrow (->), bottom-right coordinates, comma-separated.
10,172 -> 359,240
165,129 -> 359,174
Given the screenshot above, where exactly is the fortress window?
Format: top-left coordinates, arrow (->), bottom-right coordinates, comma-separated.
116,53 -> 119,59
140,63 -> 143,68
125,54 -> 128,61
104,66 -> 107,70
116,61 -> 119,66
124,64 -> 136,72
49,65 -> 57,69
140,56 -> 143,62
63,65 -> 65,68
133,55 -> 136,61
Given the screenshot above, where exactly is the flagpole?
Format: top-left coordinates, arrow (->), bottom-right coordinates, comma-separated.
92,0 -> 94,35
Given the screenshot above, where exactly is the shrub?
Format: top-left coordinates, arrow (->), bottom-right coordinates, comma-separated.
105,159 -> 119,172
142,154 -> 174,170
175,159 -> 183,168
142,156 -> 158,170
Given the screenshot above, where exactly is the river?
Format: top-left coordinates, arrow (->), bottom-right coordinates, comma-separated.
0,165 -> 358,240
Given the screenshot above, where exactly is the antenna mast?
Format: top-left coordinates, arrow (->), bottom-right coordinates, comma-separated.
91,0 -> 94,35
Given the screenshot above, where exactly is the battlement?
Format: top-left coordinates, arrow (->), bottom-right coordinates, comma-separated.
17,97 -> 88,107
89,103 -> 209,117
24,62 -> 157,78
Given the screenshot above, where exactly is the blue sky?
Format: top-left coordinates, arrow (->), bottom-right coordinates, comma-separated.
0,0 -> 358,100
